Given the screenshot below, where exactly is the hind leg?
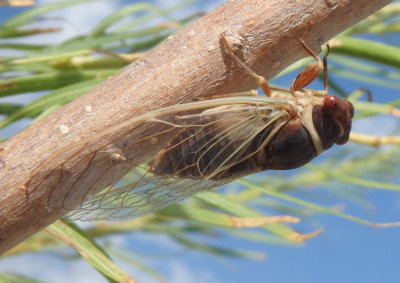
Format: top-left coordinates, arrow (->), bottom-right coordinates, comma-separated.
220,33 -> 272,96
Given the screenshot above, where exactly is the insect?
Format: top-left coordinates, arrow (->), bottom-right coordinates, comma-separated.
26,28 -> 354,221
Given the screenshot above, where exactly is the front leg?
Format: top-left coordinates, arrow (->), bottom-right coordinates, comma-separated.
290,22 -> 327,94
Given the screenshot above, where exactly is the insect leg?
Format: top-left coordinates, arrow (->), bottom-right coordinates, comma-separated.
220,33 -> 272,96
290,24 -> 324,93
323,43 -> 330,92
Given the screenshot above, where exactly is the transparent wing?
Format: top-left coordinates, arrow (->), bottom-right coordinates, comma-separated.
66,171 -> 231,221
27,96 -> 290,221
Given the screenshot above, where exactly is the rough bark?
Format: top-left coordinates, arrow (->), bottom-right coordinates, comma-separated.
0,0 -> 391,254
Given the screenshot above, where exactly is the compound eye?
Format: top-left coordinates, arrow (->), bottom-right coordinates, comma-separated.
324,95 -> 344,114
324,95 -> 354,117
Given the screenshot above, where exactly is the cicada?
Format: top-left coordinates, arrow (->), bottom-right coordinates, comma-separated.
27,30 -> 354,221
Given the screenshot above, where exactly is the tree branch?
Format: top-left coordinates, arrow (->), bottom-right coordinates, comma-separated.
0,0 -> 390,254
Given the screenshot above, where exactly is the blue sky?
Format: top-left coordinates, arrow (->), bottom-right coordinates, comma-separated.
1,1 -> 400,283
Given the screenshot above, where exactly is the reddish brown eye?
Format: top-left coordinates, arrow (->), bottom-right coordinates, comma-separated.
324,95 -> 343,114
324,95 -> 354,118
